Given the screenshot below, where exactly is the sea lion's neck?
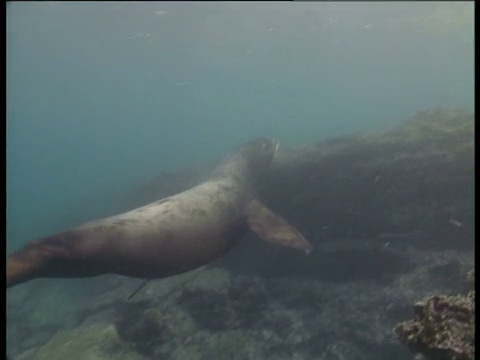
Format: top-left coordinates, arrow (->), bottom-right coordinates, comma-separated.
210,153 -> 265,190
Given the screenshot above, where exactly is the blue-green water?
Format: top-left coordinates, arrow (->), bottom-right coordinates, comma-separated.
7,2 -> 474,251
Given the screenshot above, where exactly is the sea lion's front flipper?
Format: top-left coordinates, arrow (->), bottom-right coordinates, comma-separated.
246,199 -> 313,254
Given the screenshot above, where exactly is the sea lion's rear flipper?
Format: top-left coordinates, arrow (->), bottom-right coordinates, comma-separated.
246,199 -> 313,254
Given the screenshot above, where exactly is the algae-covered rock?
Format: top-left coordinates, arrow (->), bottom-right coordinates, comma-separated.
262,108 -> 474,242
394,289 -> 475,360
113,303 -> 168,357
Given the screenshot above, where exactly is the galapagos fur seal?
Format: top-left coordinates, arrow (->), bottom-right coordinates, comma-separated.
7,137 -> 313,288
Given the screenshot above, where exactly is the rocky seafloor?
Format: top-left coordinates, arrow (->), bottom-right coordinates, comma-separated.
6,108 -> 474,360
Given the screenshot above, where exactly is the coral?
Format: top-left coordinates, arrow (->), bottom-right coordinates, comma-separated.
394,290 -> 475,360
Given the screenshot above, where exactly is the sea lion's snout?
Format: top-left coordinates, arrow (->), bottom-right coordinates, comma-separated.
274,140 -> 280,153
263,138 -> 279,153
271,139 -> 280,159
256,138 -> 278,168
238,137 -> 277,165
259,137 -> 279,158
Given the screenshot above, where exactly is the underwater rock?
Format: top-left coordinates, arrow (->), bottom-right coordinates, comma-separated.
263,108 -> 474,243
178,277 -> 270,331
15,322 -> 148,360
394,289 -> 475,360
113,301 -> 169,357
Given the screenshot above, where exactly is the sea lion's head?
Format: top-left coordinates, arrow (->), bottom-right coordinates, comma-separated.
237,137 -> 279,172
212,137 -> 279,185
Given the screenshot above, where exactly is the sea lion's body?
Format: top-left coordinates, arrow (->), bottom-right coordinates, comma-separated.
60,178 -> 249,279
7,138 -> 312,288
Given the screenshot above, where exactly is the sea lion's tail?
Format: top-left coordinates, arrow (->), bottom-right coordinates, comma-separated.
7,256 -> 29,288
6,238 -> 62,288
7,229 -> 110,288
7,231 -> 90,288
